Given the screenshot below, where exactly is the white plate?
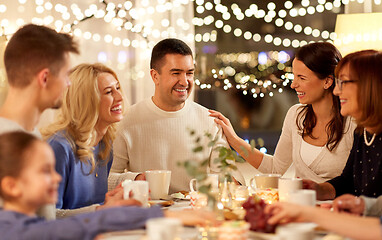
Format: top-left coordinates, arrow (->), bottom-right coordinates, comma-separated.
170,192 -> 191,200
148,200 -> 174,208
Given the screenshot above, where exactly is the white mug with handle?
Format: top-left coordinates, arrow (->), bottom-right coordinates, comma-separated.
278,177 -> 303,202
121,180 -> 149,207
250,174 -> 281,190
189,173 -> 219,192
145,170 -> 171,199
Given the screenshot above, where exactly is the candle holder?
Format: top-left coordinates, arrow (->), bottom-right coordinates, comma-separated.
254,188 -> 279,204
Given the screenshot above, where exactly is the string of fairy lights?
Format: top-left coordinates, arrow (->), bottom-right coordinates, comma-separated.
2,0 -> 377,48
194,50 -> 294,99
192,0 -> 343,47
0,0 -> 379,98
0,0 -> 194,48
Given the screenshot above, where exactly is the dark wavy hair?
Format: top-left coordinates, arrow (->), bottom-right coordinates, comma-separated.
295,42 -> 344,151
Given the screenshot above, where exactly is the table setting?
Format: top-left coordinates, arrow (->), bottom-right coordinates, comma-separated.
96,171 -> 347,240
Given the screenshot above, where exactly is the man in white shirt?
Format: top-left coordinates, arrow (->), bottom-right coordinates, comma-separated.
0,24 -> 79,219
111,38 -> 244,193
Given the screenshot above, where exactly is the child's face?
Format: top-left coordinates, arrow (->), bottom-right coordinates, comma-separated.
16,141 -> 61,210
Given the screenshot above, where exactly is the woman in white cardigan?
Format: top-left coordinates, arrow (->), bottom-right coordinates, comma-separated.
209,42 -> 356,183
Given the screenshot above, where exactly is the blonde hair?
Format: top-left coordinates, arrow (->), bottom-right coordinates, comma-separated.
42,63 -> 123,173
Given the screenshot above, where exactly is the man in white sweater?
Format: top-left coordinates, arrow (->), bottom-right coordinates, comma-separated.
111,38 -> 244,193
0,24 -> 79,219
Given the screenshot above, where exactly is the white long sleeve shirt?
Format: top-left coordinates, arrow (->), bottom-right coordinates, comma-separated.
258,104 -> 356,183
110,98 -> 244,193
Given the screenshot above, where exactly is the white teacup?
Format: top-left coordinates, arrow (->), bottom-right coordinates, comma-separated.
189,173 -> 219,192
145,170 -> 171,200
289,189 -> 316,206
121,180 -> 149,207
146,217 -> 182,240
250,174 -> 281,190
278,178 -> 303,202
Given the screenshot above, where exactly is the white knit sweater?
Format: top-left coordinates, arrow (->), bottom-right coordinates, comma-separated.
258,104 -> 357,183
110,98 -> 245,193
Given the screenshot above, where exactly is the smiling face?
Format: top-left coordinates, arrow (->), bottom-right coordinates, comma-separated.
96,72 -> 123,129
16,141 -> 61,213
291,58 -> 333,105
151,54 -> 194,111
333,63 -> 360,119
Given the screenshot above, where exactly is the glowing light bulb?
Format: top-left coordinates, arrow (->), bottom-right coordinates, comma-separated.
233,28 -> 242,37
275,18 -> 284,27
294,24 -> 302,33
223,25 -> 231,33
278,9 -> 287,18
215,20 -> 223,28
284,1 -> 293,9
273,37 -> 282,46
267,2 -> 276,10
253,33 -> 261,42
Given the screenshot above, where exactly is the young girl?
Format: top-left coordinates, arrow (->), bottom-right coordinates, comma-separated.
209,42 -> 356,183
42,63 -> 131,217
0,131 -> 215,240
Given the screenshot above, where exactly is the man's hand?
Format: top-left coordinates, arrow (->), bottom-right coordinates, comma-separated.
332,194 -> 364,215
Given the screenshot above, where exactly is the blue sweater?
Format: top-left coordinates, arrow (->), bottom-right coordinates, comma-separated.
48,132 -> 113,209
0,206 -> 163,240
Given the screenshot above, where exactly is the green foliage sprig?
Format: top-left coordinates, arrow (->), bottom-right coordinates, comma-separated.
178,129 -> 263,204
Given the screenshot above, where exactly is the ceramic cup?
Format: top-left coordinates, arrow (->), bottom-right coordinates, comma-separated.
146,217 -> 182,240
190,191 -> 208,209
189,173 -> 219,192
145,170 -> 171,200
278,178 -> 303,202
289,189 -> 316,206
276,223 -> 315,240
121,180 -> 149,207
250,174 -> 281,190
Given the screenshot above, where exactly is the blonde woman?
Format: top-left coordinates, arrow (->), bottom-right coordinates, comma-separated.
42,63 -> 135,218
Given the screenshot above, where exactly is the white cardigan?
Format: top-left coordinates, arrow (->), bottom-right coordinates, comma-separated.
258,104 -> 356,183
